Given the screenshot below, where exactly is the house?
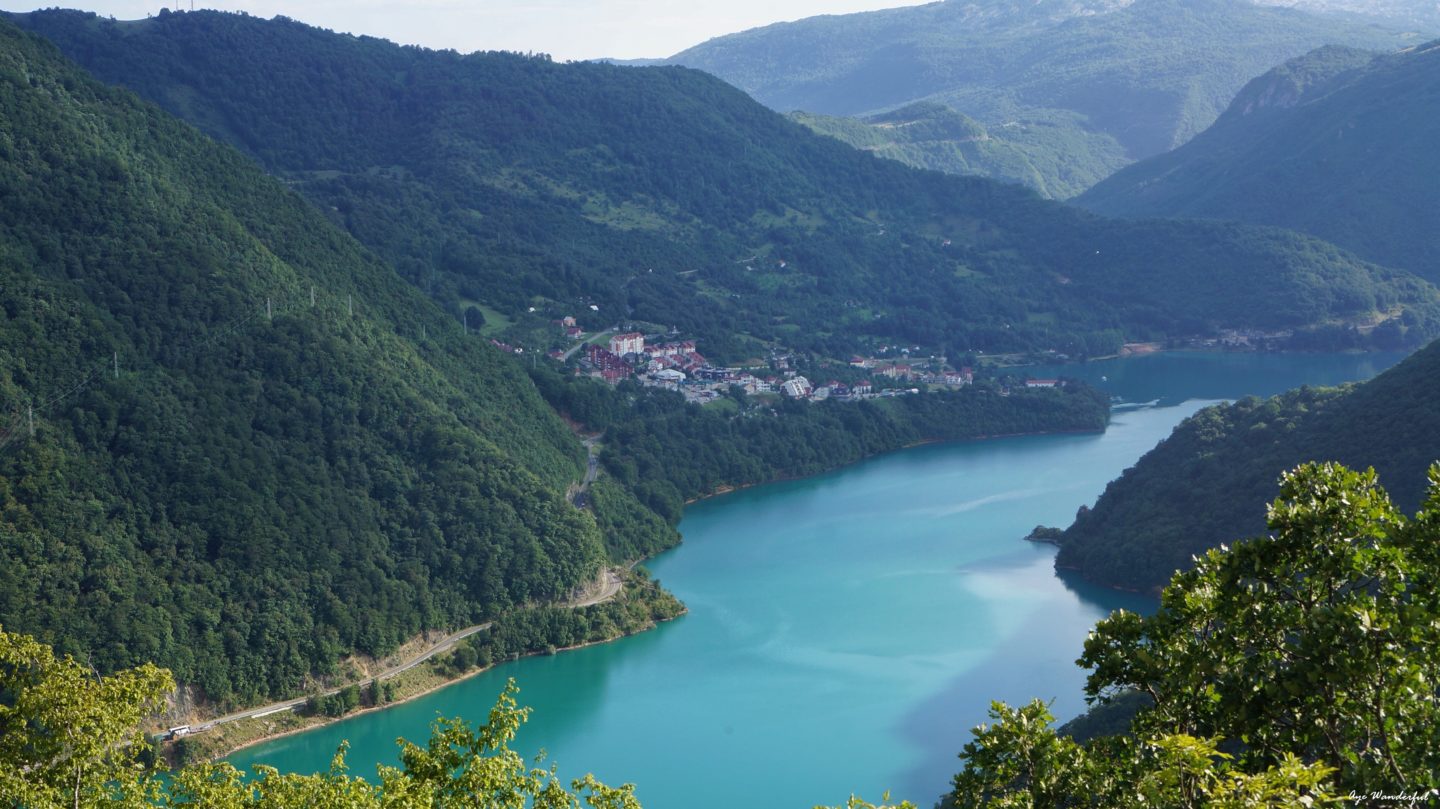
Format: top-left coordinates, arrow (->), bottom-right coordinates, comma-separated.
561,315 -> 577,327
781,376 -> 813,398
610,332 -> 645,357
584,344 -> 632,381
565,326 -> 584,339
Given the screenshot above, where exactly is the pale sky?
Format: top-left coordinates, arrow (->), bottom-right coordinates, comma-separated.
0,1 -> 931,61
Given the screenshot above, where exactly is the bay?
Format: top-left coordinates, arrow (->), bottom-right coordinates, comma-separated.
228,351 -> 1404,807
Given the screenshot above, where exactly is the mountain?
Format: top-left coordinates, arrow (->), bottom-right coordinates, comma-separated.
12,9 -> 1440,363
1075,41 -> 1440,283
790,101 -> 1129,200
665,0 -> 1425,197
0,19 -> 677,708
1055,339 -> 1440,593
1262,0 -> 1440,30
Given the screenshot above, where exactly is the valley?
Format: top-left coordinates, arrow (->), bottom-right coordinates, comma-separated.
223,351 -> 1400,807
3,1 -> 1440,804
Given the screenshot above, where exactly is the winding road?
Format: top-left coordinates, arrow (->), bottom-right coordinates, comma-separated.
191,568 -> 624,733
560,328 -> 614,362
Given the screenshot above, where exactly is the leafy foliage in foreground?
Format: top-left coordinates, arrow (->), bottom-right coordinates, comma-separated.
948,463 -> 1440,805
1077,41 -> 1440,283
0,634 -> 641,808
1057,338 -> 1440,592
13,9 -> 1439,361
0,20 -> 630,707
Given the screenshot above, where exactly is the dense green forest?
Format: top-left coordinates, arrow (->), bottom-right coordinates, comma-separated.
10,463 -> 1439,805
667,0 -> 1425,192
1077,41 -> 1440,283
529,367 -> 1110,520
13,9 -> 1440,363
1056,338 -> 1440,592
0,20 -> 661,708
791,103 -> 1127,200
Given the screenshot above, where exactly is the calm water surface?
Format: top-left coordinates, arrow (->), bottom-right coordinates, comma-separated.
229,352 -> 1403,807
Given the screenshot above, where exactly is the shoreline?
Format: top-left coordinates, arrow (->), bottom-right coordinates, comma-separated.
198,607 -> 688,765
197,424 -> 1108,763
684,426 -> 1108,506
192,399 -> 1117,763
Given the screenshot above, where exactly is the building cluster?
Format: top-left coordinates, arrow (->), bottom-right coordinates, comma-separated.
1208,328 -> 1296,349
582,343 -> 632,383
576,334 -> 982,405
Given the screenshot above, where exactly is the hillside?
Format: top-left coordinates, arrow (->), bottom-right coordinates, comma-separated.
1261,0 -> 1440,30
1055,339 -> 1440,592
666,0 -> 1425,196
791,102 -> 1128,200
12,9 -> 1440,363
0,20 -> 674,708
1076,41 -> 1440,283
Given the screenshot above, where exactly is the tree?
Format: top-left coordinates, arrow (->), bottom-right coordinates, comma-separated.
0,627 -> 640,808
0,626 -> 173,807
948,462 -> 1440,806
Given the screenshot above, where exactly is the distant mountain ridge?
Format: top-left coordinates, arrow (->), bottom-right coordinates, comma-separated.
1056,339 -> 1440,593
664,0 -> 1426,196
1075,40 -> 1440,282
12,7 -> 1440,363
1260,0 -> 1440,29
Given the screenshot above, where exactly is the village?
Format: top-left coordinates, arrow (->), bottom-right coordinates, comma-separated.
534,317 -> 1064,406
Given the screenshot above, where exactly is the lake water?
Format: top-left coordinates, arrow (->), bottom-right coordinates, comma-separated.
228,351 -> 1403,807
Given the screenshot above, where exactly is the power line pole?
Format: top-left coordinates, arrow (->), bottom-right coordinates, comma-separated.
27,405 -> 33,439
347,295 -> 353,317
113,352 -> 119,380
267,297 -> 272,321
310,285 -> 316,308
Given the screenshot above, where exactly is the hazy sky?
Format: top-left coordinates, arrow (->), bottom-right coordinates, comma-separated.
0,1 -> 930,60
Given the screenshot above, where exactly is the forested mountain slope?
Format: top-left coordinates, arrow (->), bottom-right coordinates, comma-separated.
1076,42 -> 1440,282
0,20 -> 660,707
790,102 -> 1127,200
1055,339 -> 1440,592
12,9 -> 1440,362
666,0 -> 1423,196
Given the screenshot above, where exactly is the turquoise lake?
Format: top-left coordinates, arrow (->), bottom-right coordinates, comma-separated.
228,351 -> 1404,807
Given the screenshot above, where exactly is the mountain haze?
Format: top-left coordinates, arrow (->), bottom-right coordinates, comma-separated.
666,0 -> 1425,196
13,8 -> 1440,362
1261,0 -> 1440,30
1076,41 -> 1440,282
